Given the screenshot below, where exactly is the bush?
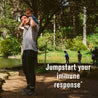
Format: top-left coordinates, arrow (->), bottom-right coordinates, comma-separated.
0,38 -> 20,56
47,45 -> 55,51
87,33 -> 98,49
38,37 -> 46,51
66,39 -> 73,49
73,39 -> 87,51
66,36 -> 87,51
55,45 -> 63,51
0,39 -> 12,56
38,33 -> 53,51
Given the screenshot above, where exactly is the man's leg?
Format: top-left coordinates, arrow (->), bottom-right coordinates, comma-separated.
22,50 -> 37,88
79,60 -> 81,65
28,51 -> 37,90
68,59 -> 69,63
22,51 -> 31,85
66,59 -> 67,64
78,60 -> 80,65
22,50 -> 37,95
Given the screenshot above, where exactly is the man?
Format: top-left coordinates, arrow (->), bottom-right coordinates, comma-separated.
19,15 -> 39,95
78,51 -> 82,65
64,50 -> 69,64
91,47 -> 98,65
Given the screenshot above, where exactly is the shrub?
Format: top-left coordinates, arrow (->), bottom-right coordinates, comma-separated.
47,45 -> 55,51
55,30 -> 63,45
73,39 -> 87,51
0,39 -> 12,56
66,36 -> 87,51
38,37 -> 46,51
38,33 -> 53,51
9,37 -> 21,54
66,39 -> 73,49
87,33 -> 98,49
0,38 -> 20,56
55,45 -> 64,51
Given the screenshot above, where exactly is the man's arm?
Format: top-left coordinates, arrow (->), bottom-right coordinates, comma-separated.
18,23 -> 24,30
29,17 -> 37,31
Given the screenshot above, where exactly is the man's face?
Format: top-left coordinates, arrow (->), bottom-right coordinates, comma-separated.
26,11 -> 32,17
21,16 -> 29,25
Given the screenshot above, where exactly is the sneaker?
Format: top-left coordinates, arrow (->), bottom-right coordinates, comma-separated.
20,85 -> 30,92
22,87 -> 35,96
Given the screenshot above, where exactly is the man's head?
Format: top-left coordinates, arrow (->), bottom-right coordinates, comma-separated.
78,51 -> 80,53
20,15 -> 29,25
26,8 -> 34,17
95,47 -> 97,50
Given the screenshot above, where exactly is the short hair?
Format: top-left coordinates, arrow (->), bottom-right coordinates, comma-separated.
78,51 -> 80,53
26,8 -> 34,13
20,15 -> 28,20
95,47 -> 97,49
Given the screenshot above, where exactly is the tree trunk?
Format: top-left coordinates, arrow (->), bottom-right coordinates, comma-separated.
2,28 -> 6,40
53,14 -> 56,45
83,6 -> 87,46
73,15 -> 76,37
40,33 -> 43,38
73,15 -> 76,33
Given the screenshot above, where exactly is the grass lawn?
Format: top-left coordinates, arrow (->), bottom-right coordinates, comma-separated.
0,50 -> 93,69
0,57 -> 21,69
38,50 -> 92,63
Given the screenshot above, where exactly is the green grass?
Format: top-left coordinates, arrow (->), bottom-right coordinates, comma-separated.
0,57 -> 21,69
38,50 -> 92,63
0,50 -> 93,69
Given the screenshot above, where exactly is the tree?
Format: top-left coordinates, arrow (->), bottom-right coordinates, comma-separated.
21,0 -> 68,36
83,6 -> 87,45
53,14 -> 56,45
0,0 -> 20,35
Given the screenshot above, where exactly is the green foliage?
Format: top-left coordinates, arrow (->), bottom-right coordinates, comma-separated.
66,36 -> 87,51
7,36 -> 21,53
55,45 -> 65,51
0,0 -> 20,34
73,39 -> 87,51
0,39 -> 11,56
0,39 -> 13,56
38,32 -> 53,51
38,37 -> 46,51
47,45 -> 55,51
56,27 -> 73,43
66,39 -> 73,49
38,30 -> 66,52
55,30 -> 63,45
0,37 -> 21,56
95,27 -> 98,33
87,33 -> 98,49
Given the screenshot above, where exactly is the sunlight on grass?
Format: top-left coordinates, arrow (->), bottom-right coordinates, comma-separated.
0,57 -> 21,68
0,50 -> 92,69
38,50 -> 92,63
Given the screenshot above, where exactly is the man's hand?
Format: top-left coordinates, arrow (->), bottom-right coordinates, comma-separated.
18,20 -> 24,30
